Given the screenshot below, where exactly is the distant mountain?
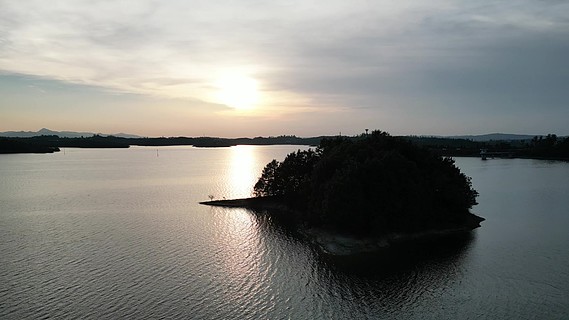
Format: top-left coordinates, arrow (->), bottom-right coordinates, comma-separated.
447,133 -> 537,142
0,128 -> 141,139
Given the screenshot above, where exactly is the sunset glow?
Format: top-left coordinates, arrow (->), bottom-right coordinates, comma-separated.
215,75 -> 259,111
0,0 -> 568,137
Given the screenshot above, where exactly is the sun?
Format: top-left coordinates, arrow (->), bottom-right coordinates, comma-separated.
215,74 -> 259,110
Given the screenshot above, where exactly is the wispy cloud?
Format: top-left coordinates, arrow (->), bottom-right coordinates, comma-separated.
1,0 -> 568,134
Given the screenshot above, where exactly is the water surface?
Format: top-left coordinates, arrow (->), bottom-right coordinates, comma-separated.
1,147 -> 568,319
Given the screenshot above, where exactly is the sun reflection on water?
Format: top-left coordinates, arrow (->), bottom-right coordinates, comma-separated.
213,146 -> 268,303
212,207 -> 268,307
229,145 -> 258,199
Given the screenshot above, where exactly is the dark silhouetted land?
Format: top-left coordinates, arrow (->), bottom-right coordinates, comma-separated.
0,138 -> 60,154
202,130 -> 486,255
2,130 -> 568,160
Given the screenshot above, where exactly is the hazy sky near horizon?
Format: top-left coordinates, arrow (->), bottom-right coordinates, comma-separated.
1,0 -> 568,137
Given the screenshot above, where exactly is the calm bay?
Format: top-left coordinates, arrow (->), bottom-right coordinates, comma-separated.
1,146 -> 568,319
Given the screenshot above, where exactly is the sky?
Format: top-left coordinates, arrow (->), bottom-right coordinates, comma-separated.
1,0 -> 568,137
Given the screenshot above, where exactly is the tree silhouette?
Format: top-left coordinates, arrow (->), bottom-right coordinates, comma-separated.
254,130 -> 479,235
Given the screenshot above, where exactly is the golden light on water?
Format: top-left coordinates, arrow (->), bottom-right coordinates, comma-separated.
216,146 -> 264,290
229,145 -> 257,198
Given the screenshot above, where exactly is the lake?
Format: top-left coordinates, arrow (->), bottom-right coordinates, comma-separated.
1,146 -> 568,319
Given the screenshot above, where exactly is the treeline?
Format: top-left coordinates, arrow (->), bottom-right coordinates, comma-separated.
0,134 -> 323,152
0,137 -> 60,154
127,135 -> 323,147
253,131 -> 480,235
405,135 -> 569,160
523,134 -> 569,159
2,132 -> 568,160
0,135 -> 130,151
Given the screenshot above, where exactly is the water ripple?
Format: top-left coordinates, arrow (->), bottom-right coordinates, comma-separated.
2,150 -> 569,319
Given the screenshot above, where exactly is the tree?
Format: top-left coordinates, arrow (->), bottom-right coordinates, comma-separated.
253,160 -> 281,197
253,149 -> 319,199
253,130 -> 479,235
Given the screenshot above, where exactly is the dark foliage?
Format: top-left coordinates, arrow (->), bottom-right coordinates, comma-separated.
0,138 -> 60,154
524,134 -> 569,159
253,131 -> 479,235
253,149 -> 319,204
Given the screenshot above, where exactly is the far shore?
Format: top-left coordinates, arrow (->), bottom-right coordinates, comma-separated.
2,133 -> 568,160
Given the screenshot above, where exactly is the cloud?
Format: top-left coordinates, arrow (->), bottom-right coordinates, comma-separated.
1,0 -> 568,134
259,1 -> 569,114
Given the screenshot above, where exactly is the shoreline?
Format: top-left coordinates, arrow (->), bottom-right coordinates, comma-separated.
200,197 -> 484,256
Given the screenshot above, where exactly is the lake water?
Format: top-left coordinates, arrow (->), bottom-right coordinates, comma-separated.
1,146 -> 568,319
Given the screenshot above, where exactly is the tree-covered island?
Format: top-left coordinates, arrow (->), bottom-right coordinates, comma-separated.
203,130 -> 484,255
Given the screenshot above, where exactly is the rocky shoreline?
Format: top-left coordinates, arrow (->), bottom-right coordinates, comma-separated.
200,197 -> 484,256
299,220 -> 483,256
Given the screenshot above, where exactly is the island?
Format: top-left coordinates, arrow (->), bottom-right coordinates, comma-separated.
201,130 -> 484,255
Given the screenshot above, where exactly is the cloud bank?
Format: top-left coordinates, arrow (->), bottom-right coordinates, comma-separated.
1,0 -> 568,135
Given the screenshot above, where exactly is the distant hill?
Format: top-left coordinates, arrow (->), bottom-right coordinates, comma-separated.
446,133 -> 536,141
0,128 -> 141,139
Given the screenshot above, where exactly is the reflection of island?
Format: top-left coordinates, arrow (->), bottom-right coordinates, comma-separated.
311,233 -> 477,317
202,131 -> 484,255
322,232 -> 476,275
209,197 -> 479,319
